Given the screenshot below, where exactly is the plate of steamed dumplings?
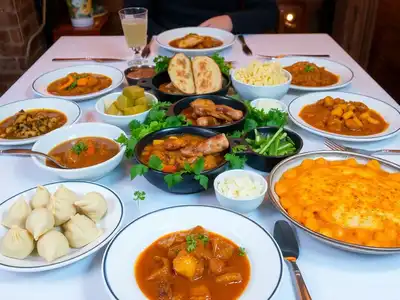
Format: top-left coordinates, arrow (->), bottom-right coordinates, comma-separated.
0,182 -> 124,272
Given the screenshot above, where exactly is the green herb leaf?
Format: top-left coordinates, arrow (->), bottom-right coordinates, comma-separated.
192,157 -> 205,175
194,174 -> 209,190
133,190 -> 146,201
71,141 -> 88,155
224,153 -> 247,169
154,55 -> 171,73
186,234 -> 197,252
211,53 -> 231,76
164,172 -> 184,189
66,80 -> 77,90
130,164 -> 149,180
238,247 -> 246,256
148,155 -> 163,171
244,118 -> 258,132
227,130 -> 243,138
197,234 -> 209,245
304,65 -> 314,72
232,145 -> 248,153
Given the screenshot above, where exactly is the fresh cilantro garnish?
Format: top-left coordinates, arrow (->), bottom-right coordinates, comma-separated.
211,53 -> 231,76
71,141 -> 87,155
194,174 -> 209,190
304,65 -> 314,72
227,130 -> 242,138
148,155 -> 163,170
238,247 -> 246,256
130,164 -> 149,180
154,55 -> 171,73
186,235 -> 197,252
224,153 -> 247,169
164,172 -> 184,189
232,145 -> 248,153
192,157 -> 204,175
133,190 -> 146,201
67,80 -> 77,90
197,234 -> 209,245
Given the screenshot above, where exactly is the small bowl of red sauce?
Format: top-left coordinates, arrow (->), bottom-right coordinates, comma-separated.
124,65 -> 156,86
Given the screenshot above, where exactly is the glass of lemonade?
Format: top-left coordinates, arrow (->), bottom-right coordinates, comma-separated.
119,7 -> 148,66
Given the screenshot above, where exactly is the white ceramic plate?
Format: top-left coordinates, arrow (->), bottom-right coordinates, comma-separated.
277,57 -> 354,91
102,205 -> 283,300
269,151 -> 400,254
156,27 -> 236,56
32,65 -> 124,101
288,91 -> 400,142
0,181 -> 124,272
0,98 -> 81,146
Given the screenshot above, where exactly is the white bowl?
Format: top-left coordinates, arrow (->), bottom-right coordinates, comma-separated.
102,205 -> 284,300
31,123 -> 126,180
0,98 -> 81,146
32,64 -> 124,102
231,69 -> 292,100
214,170 -> 268,214
250,98 -> 288,113
95,92 -> 158,131
0,181 -> 124,272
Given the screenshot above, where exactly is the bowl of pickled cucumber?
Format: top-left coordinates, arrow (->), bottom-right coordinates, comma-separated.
95,85 -> 158,130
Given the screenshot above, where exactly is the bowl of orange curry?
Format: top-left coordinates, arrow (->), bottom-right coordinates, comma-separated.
31,123 -> 126,180
268,150 -> 400,254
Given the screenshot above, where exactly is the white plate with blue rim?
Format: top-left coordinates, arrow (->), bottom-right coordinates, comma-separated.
102,205 -> 284,300
277,56 -> 354,91
156,27 -> 236,56
0,181 -> 124,272
32,64 -> 124,101
0,98 -> 81,146
288,91 -> 400,142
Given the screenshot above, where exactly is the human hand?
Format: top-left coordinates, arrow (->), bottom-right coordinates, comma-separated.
199,15 -> 233,32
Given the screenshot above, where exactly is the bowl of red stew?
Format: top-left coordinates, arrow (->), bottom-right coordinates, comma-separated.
134,127 -> 231,194
31,123 -> 126,180
170,95 -> 248,133
124,65 -> 156,86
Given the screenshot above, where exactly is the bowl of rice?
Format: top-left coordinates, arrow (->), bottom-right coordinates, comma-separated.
231,60 -> 292,100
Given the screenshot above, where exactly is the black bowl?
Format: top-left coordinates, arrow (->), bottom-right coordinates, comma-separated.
232,126 -> 303,172
124,65 -> 156,86
137,71 -> 231,103
169,95 -> 248,133
134,127 -> 230,194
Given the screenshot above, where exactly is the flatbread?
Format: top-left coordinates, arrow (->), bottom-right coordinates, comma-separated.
168,53 -> 195,94
192,56 -> 222,94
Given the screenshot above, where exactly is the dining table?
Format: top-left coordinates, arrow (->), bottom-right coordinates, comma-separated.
1,34 -> 400,300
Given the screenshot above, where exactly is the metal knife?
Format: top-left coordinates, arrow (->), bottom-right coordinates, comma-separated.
237,35 -> 253,56
274,220 -> 312,300
52,58 -> 126,62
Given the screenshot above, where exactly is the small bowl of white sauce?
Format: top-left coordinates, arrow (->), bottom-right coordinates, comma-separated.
214,170 -> 268,214
250,98 -> 288,113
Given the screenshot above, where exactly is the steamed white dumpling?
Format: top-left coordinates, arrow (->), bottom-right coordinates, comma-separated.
74,192 -> 108,222
2,196 -> 31,229
30,186 -> 50,209
25,208 -> 55,240
47,195 -> 76,226
0,226 -> 34,259
54,185 -> 78,205
37,230 -> 69,262
63,214 -> 103,248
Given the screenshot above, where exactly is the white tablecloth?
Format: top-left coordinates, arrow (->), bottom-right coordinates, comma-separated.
1,34 -> 400,300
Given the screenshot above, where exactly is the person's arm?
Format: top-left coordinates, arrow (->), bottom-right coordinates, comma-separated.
123,0 -> 166,36
228,0 -> 279,34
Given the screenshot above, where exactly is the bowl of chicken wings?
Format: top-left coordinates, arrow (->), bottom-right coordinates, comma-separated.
170,95 -> 248,133
134,127 -> 231,194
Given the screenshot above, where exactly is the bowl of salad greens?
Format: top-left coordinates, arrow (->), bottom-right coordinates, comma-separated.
232,126 -> 303,172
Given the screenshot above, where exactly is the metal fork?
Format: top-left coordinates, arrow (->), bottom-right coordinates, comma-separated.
141,36 -> 154,59
324,138 -> 400,155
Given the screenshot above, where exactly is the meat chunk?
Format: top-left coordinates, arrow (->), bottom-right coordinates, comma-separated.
164,138 -> 188,150
196,134 -> 229,155
168,242 -> 187,259
196,116 -> 219,126
189,285 -> 212,300
212,238 -> 234,260
193,258 -> 205,280
173,250 -> 199,280
157,280 -> 173,300
177,34 -> 205,49
215,105 -> 243,120
209,258 -> 225,275
215,272 -> 243,285
147,256 -> 172,281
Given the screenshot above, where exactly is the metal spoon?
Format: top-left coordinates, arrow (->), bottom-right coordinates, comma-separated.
0,149 -> 69,169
